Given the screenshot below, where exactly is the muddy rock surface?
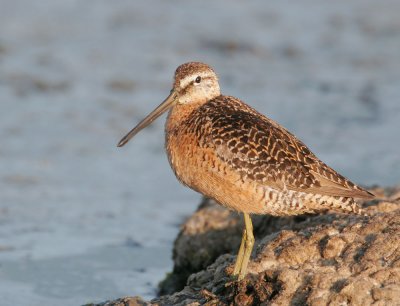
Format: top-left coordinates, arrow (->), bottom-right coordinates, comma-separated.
93,186 -> 400,305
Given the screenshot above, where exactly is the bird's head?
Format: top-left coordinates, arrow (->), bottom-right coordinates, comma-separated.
173,62 -> 220,105
118,62 -> 220,147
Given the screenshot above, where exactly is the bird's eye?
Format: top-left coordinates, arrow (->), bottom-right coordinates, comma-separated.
195,76 -> 201,83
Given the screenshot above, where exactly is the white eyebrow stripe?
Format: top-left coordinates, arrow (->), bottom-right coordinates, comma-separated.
179,71 -> 212,89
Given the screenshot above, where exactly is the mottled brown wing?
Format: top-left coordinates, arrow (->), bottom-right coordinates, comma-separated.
193,96 -> 374,199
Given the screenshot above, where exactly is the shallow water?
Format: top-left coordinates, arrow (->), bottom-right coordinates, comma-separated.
0,1 -> 399,305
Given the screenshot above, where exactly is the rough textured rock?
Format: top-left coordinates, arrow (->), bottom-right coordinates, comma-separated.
159,186 -> 400,296
94,186 -> 400,305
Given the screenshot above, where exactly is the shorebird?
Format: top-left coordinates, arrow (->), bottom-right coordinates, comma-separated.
118,62 -> 374,281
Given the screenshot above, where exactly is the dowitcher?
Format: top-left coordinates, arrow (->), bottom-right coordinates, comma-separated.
118,62 -> 374,281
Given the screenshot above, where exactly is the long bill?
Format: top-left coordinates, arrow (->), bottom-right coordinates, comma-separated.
117,90 -> 178,147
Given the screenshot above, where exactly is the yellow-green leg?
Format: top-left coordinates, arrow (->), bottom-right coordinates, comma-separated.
232,213 -> 254,280
233,224 -> 246,276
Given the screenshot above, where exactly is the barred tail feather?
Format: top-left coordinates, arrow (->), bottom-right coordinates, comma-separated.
315,195 -> 367,216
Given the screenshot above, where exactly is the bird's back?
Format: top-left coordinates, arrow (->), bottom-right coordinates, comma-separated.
166,95 -> 373,215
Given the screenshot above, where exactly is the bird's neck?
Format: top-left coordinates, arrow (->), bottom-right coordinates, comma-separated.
165,100 -> 207,133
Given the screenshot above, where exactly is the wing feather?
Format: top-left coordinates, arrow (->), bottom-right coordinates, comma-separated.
190,96 -> 374,199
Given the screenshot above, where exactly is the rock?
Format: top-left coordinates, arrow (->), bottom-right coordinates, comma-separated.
159,186 -> 400,296
158,198 -> 243,295
93,186 -> 400,305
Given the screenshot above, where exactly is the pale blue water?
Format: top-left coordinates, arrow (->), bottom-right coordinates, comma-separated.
0,1 -> 399,305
